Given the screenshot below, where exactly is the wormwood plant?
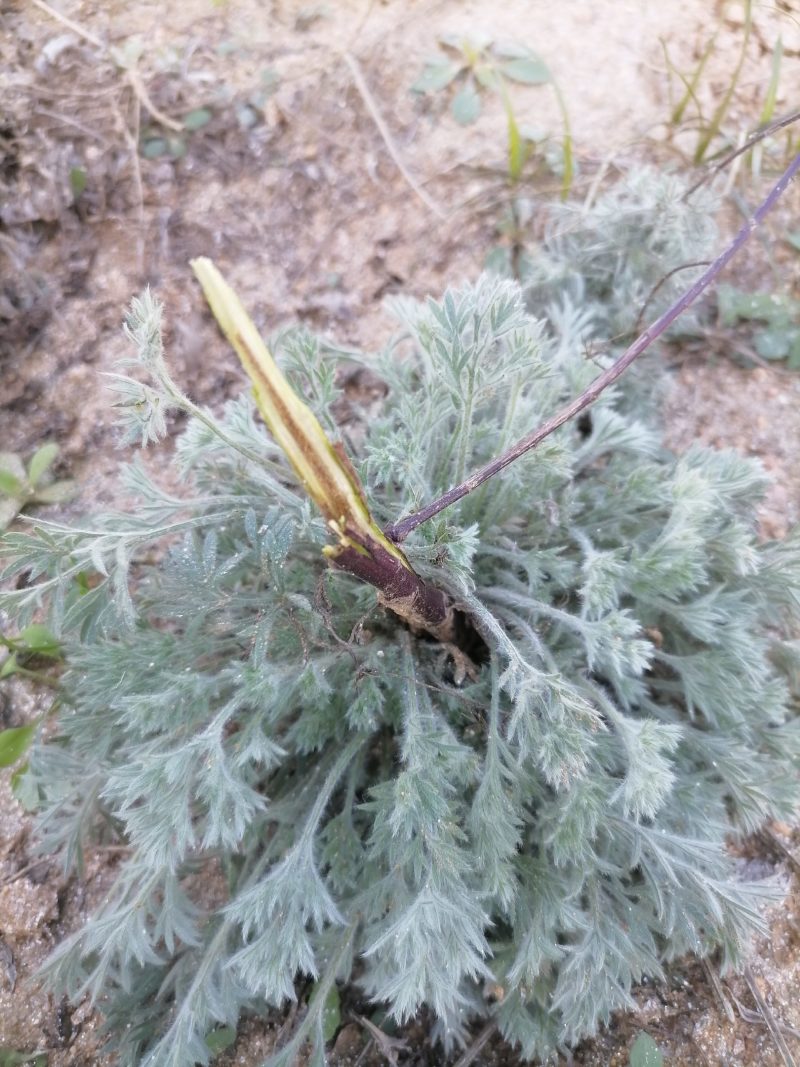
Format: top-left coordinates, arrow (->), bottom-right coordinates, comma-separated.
411,34 -> 572,191
2,165 -> 800,1066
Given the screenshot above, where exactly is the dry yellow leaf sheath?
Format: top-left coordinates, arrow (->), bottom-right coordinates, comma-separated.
190,257 -> 413,572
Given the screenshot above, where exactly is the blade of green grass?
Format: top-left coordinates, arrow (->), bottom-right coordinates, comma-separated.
759,36 -> 783,125
694,0 -> 752,164
667,33 -> 717,126
505,97 -> 525,182
552,81 -> 573,200
495,76 -> 527,182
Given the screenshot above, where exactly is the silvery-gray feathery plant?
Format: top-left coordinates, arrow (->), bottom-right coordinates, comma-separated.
1,172 -> 799,1066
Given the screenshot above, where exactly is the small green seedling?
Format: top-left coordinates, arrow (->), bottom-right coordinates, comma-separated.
628,1031 -> 664,1067
717,283 -> 800,368
0,723 -> 37,769
0,717 -> 39,811
140,63 -> 280,157
69,165 -> 88,198
141,106 -> 218,160
0,444 -> 75,531
412,35 -> 572,193
319,983 -> 341,1043
1,622 -> 62,694
0,623 -> 62,807
0,1051 -> 48,1067
205,1026 -> 237,1056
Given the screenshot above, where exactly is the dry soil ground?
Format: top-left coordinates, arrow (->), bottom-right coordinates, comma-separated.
2,0 -> 800,1064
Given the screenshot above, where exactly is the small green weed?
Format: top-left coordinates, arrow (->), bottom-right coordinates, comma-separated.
0,483 -> 69,786
0,723 -> 37,769
0,622 -> 62,805
0,444 -> 74,532
628,1031 -> 664,1067
717,284 -> 800,368
319,983 -> 341,1042
662,1 -> 793,176
1,623 -> 62,683
137,47 -> 280,159
140,107 -> 214,161
204,1027 -> 237,1056
412,34 -> 572,193
0,1051 -> 48,1067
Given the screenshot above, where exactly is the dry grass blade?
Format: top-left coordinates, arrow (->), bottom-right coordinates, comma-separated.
701,957 -> 735,1024
759,36 -> 783,127
32,107 -> 110,144
732,994 -> 800,1041
343,51 -> 447,219
29,0 -> 103,49
703,328 -> 795,376
450,1020 -> 497,1067
743,965 -> 797,1067
124,65 -> 184,132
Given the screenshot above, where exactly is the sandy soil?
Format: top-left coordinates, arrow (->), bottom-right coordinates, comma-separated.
2,0 -> 800,1063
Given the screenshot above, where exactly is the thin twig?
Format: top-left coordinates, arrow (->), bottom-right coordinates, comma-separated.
352,1037 -> 373,1067
582,155 -> 614,214
0,858 -> 51,888
701,958 -> 735,1024
386,150 -> 800,543
632,260 -> 711,335
342,51 -> 447,220
125,65 -> 184,133
684,107 -> 800,200
450,1021 -> 497,1067
30,0 -> 104,48
33,107 -> 110,145
743,965 -> 797,1067
30,0 -> 184,132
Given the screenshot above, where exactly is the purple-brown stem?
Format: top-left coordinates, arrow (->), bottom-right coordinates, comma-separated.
682,107 -> 800,202
387,151 -> 800,545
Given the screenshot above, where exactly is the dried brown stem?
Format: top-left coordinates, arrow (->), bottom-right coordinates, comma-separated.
387,150 -> 800,544
330,534 -> 456,644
